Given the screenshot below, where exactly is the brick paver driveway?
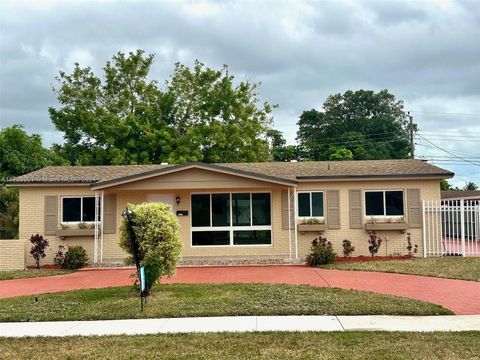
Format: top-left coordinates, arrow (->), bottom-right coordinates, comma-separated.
1,266 -> 479,314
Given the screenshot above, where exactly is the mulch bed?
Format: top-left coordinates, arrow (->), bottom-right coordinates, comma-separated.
26,264 -> 62,270
335,255 -> 413,262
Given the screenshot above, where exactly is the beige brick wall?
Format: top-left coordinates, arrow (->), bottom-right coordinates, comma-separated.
0,240 -> 26,270
16,174 -> 441,265
19,186 -> 96,267
296,179 -> 441,260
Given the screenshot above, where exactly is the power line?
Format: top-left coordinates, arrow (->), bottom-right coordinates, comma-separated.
412,111 -> 480,117
415,134 -> 480,167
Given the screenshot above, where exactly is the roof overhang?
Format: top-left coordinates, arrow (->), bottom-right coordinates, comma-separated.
5,182 -> 93,187
296,173 -> 454,182
90,162 -> 297,190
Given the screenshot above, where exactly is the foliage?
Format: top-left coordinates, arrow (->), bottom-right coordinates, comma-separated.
62,246 -> 89,269
0,186 -> 19,239
0,126 -> 66,239
406,232 -> 418,257
297,89 -> 412,161
0,125 -> 66,182
267,129 -> 299,161
367,231 -> 383,257
463,182 -> 478,191
50,50 -> 275,165
306,236 -> 336,266
53,245 -> 66,267
440,179 -> 452,191
29,234 -> 49,269
342,239 -> 355,258
77,222 -> 88,229
327,146 -> 353,161
301,217 -> 324,225
119,202 -> 182,294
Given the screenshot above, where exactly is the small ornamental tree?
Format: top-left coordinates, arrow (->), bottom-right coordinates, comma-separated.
29,234 -> 49,269
119,202 -> 182,295
367,231 -> 382,257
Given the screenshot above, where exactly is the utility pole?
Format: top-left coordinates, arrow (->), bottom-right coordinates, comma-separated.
408,111 -> 415,159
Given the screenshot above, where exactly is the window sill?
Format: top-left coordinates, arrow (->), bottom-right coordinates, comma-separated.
298,224 -> 326,233
56,229 -> 95,239
364,223 -> 408,231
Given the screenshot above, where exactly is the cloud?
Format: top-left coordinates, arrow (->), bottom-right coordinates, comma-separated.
1,0 -> 479,184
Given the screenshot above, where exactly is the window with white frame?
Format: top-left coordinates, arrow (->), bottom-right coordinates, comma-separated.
297,191 -> 324,218
62,196 -> 98,223
365,190 -> 404,217
191,193 -> 271,246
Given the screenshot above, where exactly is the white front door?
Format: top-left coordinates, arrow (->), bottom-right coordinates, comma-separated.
146,194 -> 176,212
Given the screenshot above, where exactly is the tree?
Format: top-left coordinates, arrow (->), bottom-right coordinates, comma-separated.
0,125 -> 66,181
297,90 -> 412,161
0,125 -> 66,239
50,50 -> 275,165
266,129 -> 299,161
119,202 -> 182,295
440,179 -> 452,191
463,182 -> 478,191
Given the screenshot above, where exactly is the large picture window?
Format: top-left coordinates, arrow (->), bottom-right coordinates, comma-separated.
298,192 -> 324,217
191,193 -> 272,246
62,196 -> 97,223
365,190 -> 404,217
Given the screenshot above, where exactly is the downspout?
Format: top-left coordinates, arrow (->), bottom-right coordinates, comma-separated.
94,191 -> 99,263
294,186 -> 298,260
288,187 -> 292,260
100,190 -> 104,263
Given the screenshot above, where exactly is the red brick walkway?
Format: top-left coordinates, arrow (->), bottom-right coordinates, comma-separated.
1,266 -> 479,314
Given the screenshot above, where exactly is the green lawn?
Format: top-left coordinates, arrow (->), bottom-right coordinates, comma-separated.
322,257 -> 480,281
1,332 -> 479,360
0,269 -> 74,281
0,283 -> 451,322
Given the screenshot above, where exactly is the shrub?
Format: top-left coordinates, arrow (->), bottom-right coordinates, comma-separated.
119,202 -> 182,295
29,234 -> 49,269
306,236 -> 336,266
342,239 -> 355,257
62,246 -> 89,269
53,245 -> 66,267
367,231 -> 382,257
406,232 -> 418,257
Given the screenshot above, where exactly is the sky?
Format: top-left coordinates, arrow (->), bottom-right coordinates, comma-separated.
1,0 -> 479,187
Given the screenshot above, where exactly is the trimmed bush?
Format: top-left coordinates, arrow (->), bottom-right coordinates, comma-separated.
342,239 -> 355,258
119,202 -> 182,294
306,236 -> 336,266
62,246 -> 89,269
368,231 -> 383,257
53,245 -> 66,267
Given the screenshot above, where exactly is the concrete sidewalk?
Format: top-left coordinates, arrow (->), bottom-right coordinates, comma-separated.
1,315 -> 479,337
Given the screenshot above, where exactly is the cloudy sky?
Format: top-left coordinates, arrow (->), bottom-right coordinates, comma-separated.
1,0 -> 479,186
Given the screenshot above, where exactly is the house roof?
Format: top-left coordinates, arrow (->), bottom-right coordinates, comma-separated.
441,190 -> 480,200
6,159 -> 453,188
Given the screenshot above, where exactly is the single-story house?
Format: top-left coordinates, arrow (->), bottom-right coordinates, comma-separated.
6,159 -> 453,267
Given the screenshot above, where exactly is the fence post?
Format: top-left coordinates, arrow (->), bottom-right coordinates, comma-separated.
422,200 -> 427,258
460,199 -> 465,257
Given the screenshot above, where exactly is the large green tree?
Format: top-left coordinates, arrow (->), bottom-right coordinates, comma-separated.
297,90 -> 412,161
50,50 -> 275,165
0,125 -> 66,238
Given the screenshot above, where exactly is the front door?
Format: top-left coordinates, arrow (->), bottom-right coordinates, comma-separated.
146,194 -> 176,212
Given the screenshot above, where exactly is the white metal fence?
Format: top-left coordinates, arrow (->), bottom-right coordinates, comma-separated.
423,199 -> 480,257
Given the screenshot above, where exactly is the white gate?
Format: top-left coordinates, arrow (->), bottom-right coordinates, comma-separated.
423,199 -> 480,257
